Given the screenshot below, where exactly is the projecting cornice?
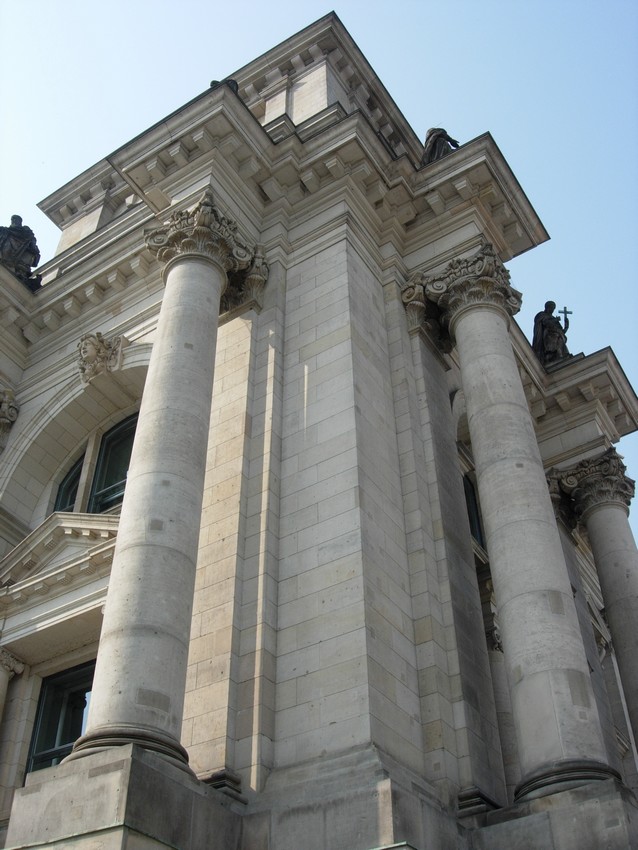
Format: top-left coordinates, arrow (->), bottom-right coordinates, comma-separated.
511,322 -> 638,467
408,133 -> 549,260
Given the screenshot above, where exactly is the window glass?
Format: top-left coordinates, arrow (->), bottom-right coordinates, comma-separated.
463,474 -> 485,548
28,661 -> 95,772
54,414 -> 137,515
88,415 -> 137,513
53,455 -> 84,512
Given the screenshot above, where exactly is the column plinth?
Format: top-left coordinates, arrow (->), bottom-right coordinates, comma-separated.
561,449 -> 638,739
419,244 -> 616,799
68,190 -> 267,769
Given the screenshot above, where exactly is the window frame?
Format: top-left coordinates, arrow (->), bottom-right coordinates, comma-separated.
26,660 -> 95,773
53,413 -> 138,516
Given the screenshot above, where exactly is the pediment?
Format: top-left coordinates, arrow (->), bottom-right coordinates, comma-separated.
0,512 -> 118,606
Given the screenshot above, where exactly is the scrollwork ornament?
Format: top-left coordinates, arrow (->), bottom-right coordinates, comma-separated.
0,647 -> 24,678
560,448 -> 635,520
0,389 -> 19,450
243,246 -> 269,306
401,278 -> 427,333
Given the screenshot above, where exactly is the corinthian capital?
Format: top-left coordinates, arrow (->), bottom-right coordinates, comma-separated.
145,188 -> 254,273
560,448 -> 635,520
0,647 -> 24,678
419,243 -> 522,332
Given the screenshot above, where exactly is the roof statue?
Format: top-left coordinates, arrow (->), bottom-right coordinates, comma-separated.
420,127 -> 460,165
532,300 -> 571,366
0,215 -> 41,290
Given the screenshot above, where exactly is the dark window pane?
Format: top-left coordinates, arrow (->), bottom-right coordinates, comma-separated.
54,455 -> 85,512
463,475 -> 485,548
28,662 -> 95,772
88,415 -> 137,513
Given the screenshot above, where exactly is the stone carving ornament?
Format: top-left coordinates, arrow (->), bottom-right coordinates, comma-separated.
0,389 -> 19,451
403,243 -> 522,339
0,647 -> 24,678
146,188 -> 253,273
146,188 -> 269,314
77,333 -> 124,384
560,448 -> 635,520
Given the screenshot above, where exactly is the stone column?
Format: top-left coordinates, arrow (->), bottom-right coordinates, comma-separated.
560,449 -> 638,739
0,648 -> 24,721
69,190 -> 266,769
416,243 -> 616,799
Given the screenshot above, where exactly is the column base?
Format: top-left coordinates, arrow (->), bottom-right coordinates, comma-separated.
514,758 -> 621,801
6,744 -> 241,850
65,724 -> 193,775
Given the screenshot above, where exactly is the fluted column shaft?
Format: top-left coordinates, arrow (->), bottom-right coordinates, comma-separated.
562,450 -> 638,739
420,245 -> 615,800
69,191 -> 265,768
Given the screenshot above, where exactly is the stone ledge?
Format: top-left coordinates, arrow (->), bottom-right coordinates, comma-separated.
474,778 -> 638,850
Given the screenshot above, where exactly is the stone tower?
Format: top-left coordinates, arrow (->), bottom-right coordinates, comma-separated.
0,13 -> 636,850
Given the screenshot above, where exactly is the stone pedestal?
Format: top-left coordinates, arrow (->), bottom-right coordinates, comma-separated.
474,778 -> 638,850
5,745 -> 242,850
561,448 -> 638,740
423,244 -> 615,800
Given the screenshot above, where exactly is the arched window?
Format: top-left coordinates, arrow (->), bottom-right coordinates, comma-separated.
54,414 -> 137,514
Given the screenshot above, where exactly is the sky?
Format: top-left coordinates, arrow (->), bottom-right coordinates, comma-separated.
1,0 -> 637,530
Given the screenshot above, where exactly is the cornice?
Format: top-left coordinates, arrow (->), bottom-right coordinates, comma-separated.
230,12 -> 424,164
406,134 -> 549,261
31,23 -> 547,295
510,323 -> 638,465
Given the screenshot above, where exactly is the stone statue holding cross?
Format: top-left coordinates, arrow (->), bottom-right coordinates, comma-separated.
532,301 -> 571,366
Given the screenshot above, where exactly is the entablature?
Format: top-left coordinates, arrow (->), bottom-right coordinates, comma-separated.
406,134 -> 549,261
512,326 -> 638,467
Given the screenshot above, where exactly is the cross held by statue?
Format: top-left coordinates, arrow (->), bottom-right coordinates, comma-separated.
559,306 -> 572,325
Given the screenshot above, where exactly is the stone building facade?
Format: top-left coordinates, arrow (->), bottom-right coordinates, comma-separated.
0,13 -> 637,850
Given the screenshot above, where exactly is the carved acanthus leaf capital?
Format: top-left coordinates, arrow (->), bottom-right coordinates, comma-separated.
560,448 -> 635,519
0,647 -> 24,678
400,278 -> 452,350
145,188 -> 253,275
0,390 -> 19,450
420,243 -> 522,332
401,279 -> 427,333
547,469 -> 578,530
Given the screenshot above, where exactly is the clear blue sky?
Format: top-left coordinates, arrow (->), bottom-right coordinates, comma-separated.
1,0 -> 637,529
